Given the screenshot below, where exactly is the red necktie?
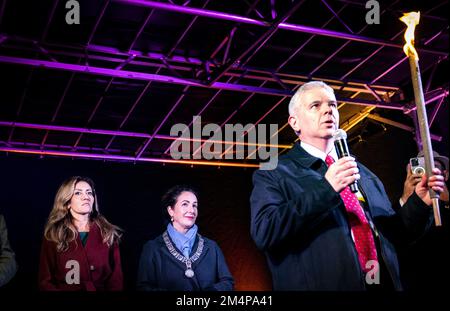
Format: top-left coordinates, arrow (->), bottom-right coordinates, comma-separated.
325,155 -> 378,273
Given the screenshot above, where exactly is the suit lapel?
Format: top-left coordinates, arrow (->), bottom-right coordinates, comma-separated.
357,168 -> 376,216
287,143 -> 322,168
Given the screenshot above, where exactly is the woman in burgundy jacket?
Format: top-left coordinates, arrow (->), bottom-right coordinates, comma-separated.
38,176 -> 123,291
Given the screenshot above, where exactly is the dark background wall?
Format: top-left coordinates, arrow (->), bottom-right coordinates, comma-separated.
0,124 -> 448,291
0,152 -> 271,291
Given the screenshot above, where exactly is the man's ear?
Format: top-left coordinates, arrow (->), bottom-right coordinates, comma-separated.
288,115 -> 300,133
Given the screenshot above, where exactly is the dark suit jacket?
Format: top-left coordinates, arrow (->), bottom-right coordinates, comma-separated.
38,223 -> 123,291
137,233 -> 234,291
250,143 -> 432,290
0,214 -> 18,287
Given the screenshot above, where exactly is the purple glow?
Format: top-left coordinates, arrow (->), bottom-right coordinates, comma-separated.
0,121 -> 156,138
0,147 -> 260,168
88,44 -> 204,65
0,121 -> 291,148
115,0 -> 269,26
406,90 -> 450,113
0,55 -> 442,109
0,55 -> 291,96
115,0 -> 446,56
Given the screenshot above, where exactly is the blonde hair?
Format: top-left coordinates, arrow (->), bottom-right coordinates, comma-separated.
44,176 -> 122,252
288,81 -> 335,116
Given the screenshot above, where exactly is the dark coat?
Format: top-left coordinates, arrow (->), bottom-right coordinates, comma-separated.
250,143 -> 432,290
38,223 -> 123,291
0,214 -> 18,287
137,233 -> 234,291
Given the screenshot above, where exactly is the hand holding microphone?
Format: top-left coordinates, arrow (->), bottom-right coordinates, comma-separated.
324,129 -> 360,193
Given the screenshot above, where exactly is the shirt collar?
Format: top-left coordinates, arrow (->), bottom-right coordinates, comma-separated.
300,141 -> 338,162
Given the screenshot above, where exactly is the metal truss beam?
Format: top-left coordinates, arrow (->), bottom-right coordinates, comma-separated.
114,0 -> 447,56
0,147 -> 260,168
0,54 -> 414,108
366,114 -> 442,142
1,35 -> 402,94
0,121 -> 291,149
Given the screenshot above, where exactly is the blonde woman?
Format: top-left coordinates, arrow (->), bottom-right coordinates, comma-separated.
39,176 -> 123,291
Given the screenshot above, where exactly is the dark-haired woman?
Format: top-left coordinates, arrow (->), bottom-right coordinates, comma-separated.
137,185 -> 234,291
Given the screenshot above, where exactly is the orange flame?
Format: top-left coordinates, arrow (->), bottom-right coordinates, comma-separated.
400,11 -> 420,59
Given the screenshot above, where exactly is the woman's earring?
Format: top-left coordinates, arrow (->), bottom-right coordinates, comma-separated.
170,216 -> 174,222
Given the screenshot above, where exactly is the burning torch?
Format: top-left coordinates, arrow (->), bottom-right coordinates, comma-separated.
400,12 -> 441,226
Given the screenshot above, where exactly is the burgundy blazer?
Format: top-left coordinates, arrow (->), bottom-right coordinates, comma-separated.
38,223 -> 123,291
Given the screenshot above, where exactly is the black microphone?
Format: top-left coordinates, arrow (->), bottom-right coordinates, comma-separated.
333,129 -> 358,193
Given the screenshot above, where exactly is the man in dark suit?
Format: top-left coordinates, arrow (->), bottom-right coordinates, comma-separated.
0,212 -> 17,287
250,81 -> 445,290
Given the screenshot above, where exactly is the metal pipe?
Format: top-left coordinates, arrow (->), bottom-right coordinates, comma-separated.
0,55 -> 292,96
1,35 -> 401,93
310,0 -> 401,78
132,0 -> 214,157
0,121 -> 291,148
128,9 -> 154,52
104,81 -> 152,150
1,54 -> 407,105
366,114 -> 442,141
87,0 -> 111,45
320,0 -> 354,33
429,97 -> 445,126
182,4 -> 347,158
207,0 -> 306,84
2,140 -> 123,154
341,106 -> 376,132
0,147 -> 260,168
40,72 -> 76,147
135,84 -> 191,158
340,3 -> 447,81
404,90 -> 449,113
73,78 -> 114,148
114,0 -> 447,56
41,0 -> 60,42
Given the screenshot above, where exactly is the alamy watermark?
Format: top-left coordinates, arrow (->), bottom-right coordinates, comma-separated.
65,259 -> 80,285
365,0 -> 380,25
365,260 -> 380,285
169,116 -> 279,170
65,0 -> 80,25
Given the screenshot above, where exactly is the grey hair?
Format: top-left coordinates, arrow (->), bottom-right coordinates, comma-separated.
288,81 -> 335,116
